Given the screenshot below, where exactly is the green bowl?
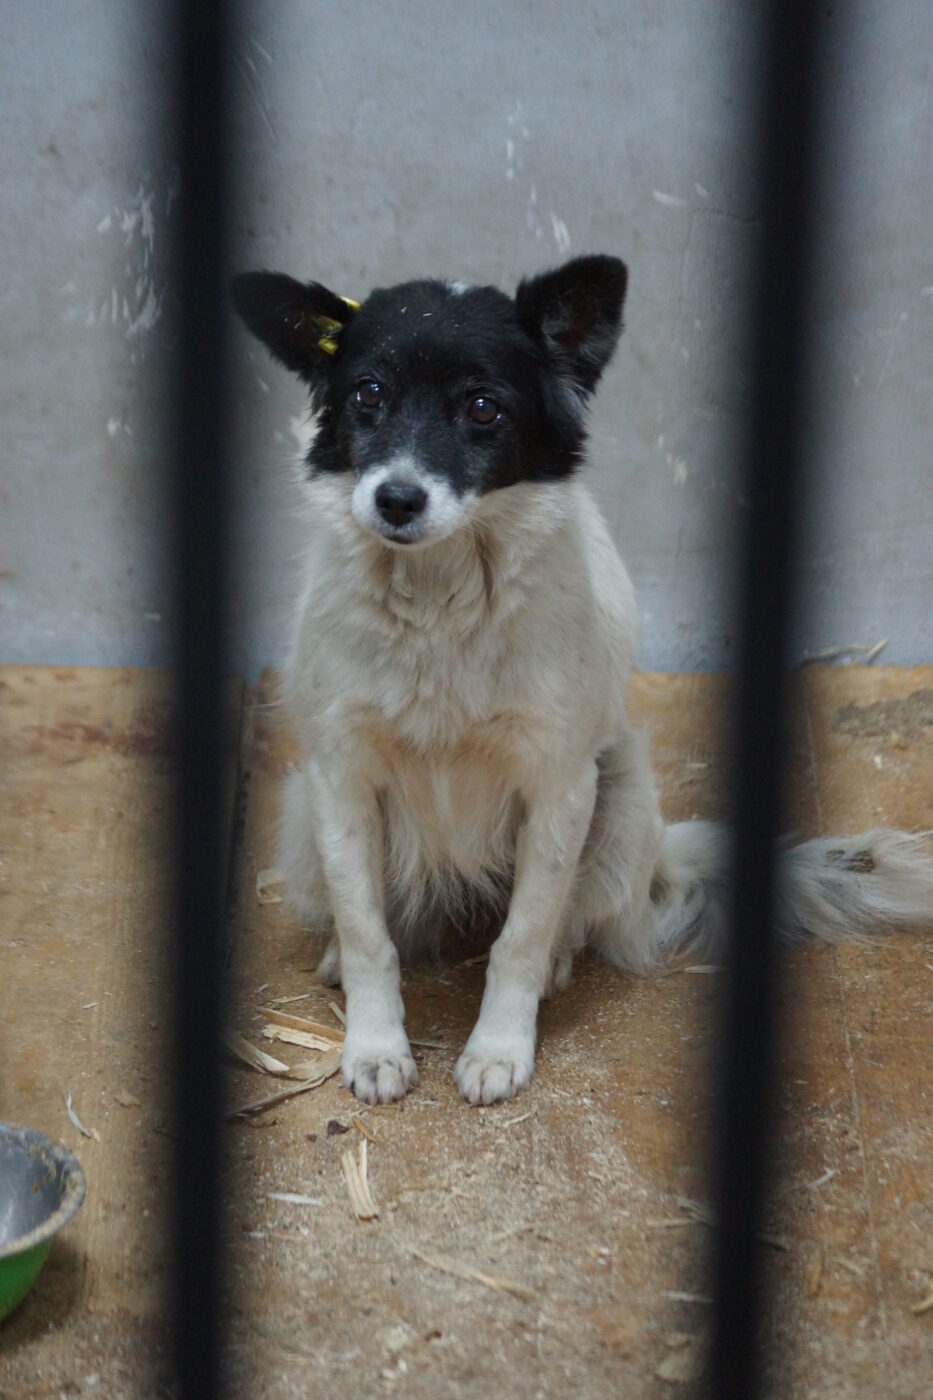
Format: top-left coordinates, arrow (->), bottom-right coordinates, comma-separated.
0,1123 -> 87,1322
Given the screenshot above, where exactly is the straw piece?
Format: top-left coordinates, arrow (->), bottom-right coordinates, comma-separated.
259,1007 -> 345,1042
669,1196 -> 788,1249
341,1140 -> 379,1220
286,1055 -> 340,1082
256,867 -> 286,904
660,1291 -> 713,1305
266,1191 -> 323,1207
64,1091 -> 100,1142
758,1231 -> 791,1252
228,1083 -> 313,1117
351,1114 -> 376,1143
408,1246 -> 535,1302
910,1282 -> 933,1315
328,1000 -> 347,1026
228,1047 -> 341,1118
655,1331 -> 708,1382
261,1024 -> 341,1052
676,1195 -> 716,1224
804,1247 -> 823,1297
223,1028 -> 290,1075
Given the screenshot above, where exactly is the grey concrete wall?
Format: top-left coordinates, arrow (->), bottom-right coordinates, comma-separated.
1,1 -> 930,678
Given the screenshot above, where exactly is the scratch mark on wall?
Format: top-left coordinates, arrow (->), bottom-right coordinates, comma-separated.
125,285 -> 161,340
249,37 -> 273,66
550,213 -> 571,255
653,190 -> 689,209
90,182 -> 170,351
505,103 -> 550,245
875,311 -> 909,392
236,52 -> 277,142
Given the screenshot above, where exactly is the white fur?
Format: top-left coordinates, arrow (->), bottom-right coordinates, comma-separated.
280,470 -> 933,1105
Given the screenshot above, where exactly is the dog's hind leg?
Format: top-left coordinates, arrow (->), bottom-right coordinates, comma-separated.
576,729 -> 668,972
280,766 -> 333,926
315,935 -> 342,987
454,760 -> 599,1104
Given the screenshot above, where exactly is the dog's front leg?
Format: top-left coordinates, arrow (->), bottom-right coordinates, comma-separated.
454,761 -> 598,1105
306,759 -> 417,1104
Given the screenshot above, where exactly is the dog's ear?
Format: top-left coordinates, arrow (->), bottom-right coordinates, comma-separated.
230,271 -> 360,383
515,255 -> 627,396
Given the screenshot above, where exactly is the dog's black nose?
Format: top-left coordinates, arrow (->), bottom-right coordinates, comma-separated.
375,481 -> 428,528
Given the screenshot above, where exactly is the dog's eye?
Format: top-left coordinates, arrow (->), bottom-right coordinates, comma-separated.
467,395 -> 499,425
354,380 -> 383,409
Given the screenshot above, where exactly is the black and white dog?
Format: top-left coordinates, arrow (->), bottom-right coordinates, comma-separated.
232,256 -> 933,1106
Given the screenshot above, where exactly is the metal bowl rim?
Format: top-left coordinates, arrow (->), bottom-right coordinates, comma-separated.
0,1122 -> 87,1261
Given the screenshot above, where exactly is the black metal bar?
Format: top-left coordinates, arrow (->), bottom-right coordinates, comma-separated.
168,3 -> 234,1396
707,11 -> 826,1398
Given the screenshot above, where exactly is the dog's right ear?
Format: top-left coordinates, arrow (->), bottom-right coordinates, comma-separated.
230,271 -> 360,383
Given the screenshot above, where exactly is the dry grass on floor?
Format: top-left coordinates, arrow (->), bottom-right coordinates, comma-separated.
1,664 -> 931,1398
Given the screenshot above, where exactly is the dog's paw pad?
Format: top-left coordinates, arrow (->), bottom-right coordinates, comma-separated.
344,1051 -> 418,1105
454,1046 -> 534,1105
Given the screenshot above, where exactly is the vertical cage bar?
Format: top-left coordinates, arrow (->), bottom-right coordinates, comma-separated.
168,3 -> 234,1396
707,10 -> 825,1398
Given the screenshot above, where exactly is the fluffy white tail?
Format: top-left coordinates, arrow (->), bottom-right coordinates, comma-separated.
629,822 -> 933,969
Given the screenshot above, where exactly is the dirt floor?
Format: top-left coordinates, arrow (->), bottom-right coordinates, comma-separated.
1,663 -> 931,1398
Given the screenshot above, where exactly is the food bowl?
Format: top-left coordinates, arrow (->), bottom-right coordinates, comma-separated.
0,1123 -> 87,1321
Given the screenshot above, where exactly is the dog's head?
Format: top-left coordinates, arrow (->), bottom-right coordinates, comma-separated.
231,256 -> 627,548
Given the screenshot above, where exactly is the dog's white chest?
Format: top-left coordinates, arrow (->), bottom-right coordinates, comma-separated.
371,709 -> 534,908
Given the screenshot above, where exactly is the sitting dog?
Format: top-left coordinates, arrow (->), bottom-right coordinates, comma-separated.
232,255 -> 933,1106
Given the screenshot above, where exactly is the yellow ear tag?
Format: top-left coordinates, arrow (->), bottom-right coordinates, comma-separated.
313,296 -> 361,355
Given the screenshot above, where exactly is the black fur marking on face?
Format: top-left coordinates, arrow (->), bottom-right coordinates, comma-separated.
231,257 -> 628,498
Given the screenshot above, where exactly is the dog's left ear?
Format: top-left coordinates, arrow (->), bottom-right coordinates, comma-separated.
515,254 -> 628,396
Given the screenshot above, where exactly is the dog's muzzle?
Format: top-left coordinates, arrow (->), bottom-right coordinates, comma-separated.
374,480 -> 428,530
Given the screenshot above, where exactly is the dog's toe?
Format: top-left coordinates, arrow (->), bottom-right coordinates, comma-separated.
344,1050 -> 418,1105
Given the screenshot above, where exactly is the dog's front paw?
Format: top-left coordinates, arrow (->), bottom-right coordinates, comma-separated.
343,1041 -> 419,1105
454,1035 -> 535,1106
